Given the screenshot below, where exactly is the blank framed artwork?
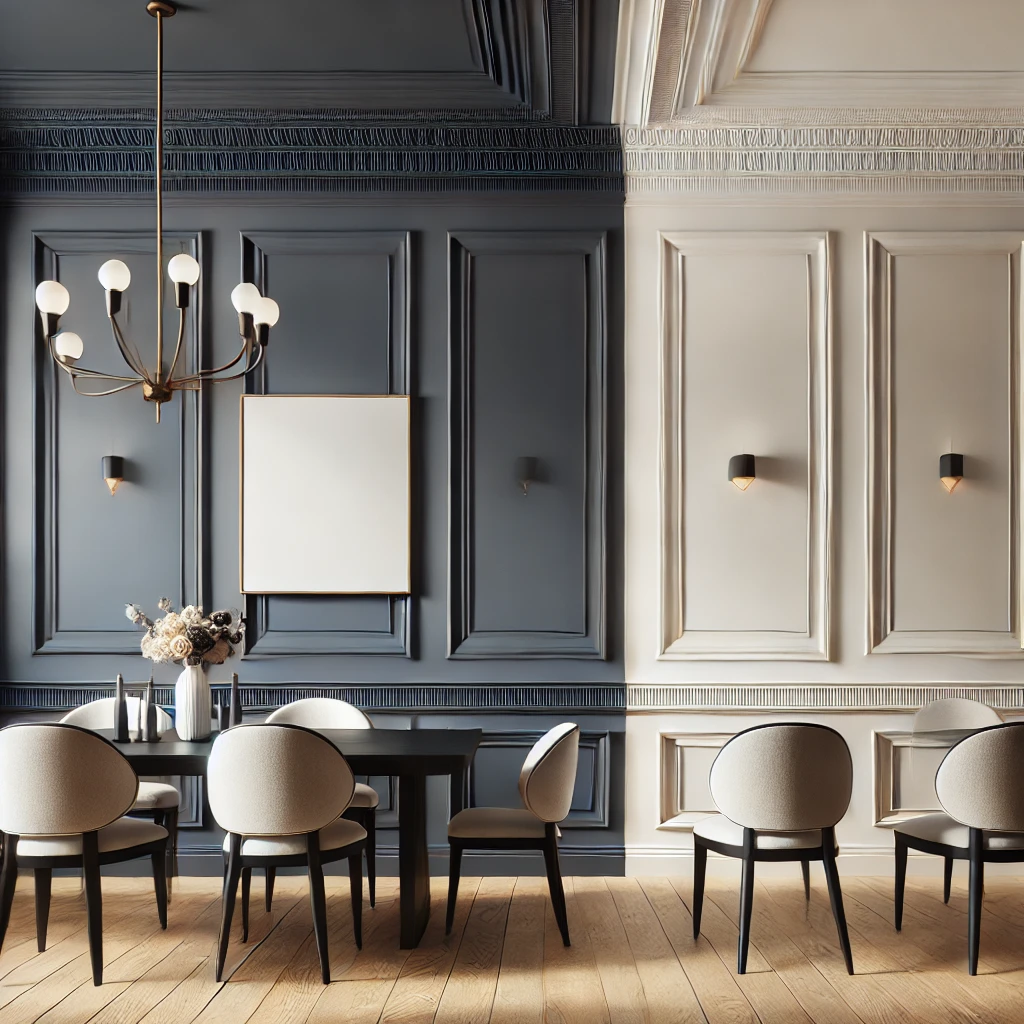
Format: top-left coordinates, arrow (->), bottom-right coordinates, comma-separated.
240,395 -> 411,594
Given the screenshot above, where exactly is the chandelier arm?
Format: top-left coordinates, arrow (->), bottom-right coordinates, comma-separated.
70,376 -> 144,397
179,339 -> 264,387
109,314 -> 152,380
167,306 -> 187,379
171,335 -> 250,384
48,336 -> 144,383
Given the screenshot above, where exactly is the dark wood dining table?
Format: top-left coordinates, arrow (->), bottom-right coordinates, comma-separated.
100,727 -> 483,948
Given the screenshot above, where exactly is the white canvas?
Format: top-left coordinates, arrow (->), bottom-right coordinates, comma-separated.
240,395 -> 410,594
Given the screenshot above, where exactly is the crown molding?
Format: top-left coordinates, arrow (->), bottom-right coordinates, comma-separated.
622,110 -> 1024,199
0,109 -> 623,196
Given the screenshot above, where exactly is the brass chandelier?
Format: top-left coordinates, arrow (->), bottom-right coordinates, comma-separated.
33,1 -> 280,423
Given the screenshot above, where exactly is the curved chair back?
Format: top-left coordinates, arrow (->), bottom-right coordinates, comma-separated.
913,698 -> 1002,733
0,723 -> 138,836
519,723 -> 580,823
709,723 -> 853,832
62,696 -> 175,736
208,723 -> 355,837
936,722 -> 1024,832
267,697 -> 374,730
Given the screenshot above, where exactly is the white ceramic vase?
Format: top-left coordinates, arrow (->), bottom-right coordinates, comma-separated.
174,662 -> 211,741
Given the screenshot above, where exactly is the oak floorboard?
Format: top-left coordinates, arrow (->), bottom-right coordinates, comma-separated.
490,876 -> 545,1024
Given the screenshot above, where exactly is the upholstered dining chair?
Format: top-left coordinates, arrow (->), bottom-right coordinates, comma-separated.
692,723 -> 855,975
893,722 -> 1024,975
0,723 -> 168,986
908,697 -> 1003,904
207,722 -> 366,984
446,722 -> 579,946
62,696 -> 181,893
267,697 -> 380,907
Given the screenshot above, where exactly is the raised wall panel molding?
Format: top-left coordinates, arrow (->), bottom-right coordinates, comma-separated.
872,729 -> 945,827
466,729 -> 611,828
627,682 -> 1024,712
0,112 -> 623,197
866,231 -> 1023,656
448,230 -> 608,660
659,230 -> 832,660
621,114 -> 1024,199
657,731 -> 732,830
32,231 -> 206,656
0,681 -> 626,713
240,230 -> 411,658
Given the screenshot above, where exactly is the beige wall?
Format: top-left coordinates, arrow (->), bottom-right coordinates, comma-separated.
624,202 -> 1024,874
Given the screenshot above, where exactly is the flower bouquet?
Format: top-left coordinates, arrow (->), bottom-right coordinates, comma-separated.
126,599 -> 245,740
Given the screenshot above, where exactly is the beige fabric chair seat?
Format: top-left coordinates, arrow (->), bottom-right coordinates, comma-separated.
222,816 -> 366,858
132,781 -> 180,811
693,813 -> 830,851
16,817 -> 168,858
349,783 -> 379,809
897,812 -> 1024,851
448,806 -> 562,840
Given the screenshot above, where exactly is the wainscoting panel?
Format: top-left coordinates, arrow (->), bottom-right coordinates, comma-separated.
32,231 -> 204,655
658,231 -> 832,660
657,731 -> 733,831
448,230 -> 607,659
867,231 -> 1023,655
239,230 -> 411,657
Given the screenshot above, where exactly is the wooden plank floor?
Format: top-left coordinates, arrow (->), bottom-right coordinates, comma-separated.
2,872 -> 1024,1023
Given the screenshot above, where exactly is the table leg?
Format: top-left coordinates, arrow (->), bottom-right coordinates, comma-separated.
398,774 -> 429,948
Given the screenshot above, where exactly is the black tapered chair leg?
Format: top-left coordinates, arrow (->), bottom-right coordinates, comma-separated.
349,852 -> 363,950
446,844 -> 463,935
152,849 -> 168,929
265,866 -> 276,913
241,866 -> 251,942
34,868 -> 52,952
968,829 -> 984,976
737,828 -> 756,974
0,837 -> 16,958
306,833 -> 330,984
800,859 -> 811,901
821,827 -> 854,975
164,806 -> 178,904
365,810 -> 376,909
543,826 -> 570,947
894,833 -> 907,932
216,834 -> 242,982
82,831 -> 104,986
943,856 -> 953,904
692,840 -> 707,939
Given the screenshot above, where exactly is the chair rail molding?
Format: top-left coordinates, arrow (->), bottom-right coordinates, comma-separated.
866,231 -> 1024,657
658,230 -> 832,661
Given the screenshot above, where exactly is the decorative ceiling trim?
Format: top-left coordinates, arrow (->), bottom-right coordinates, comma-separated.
614,0 -> 1024,121
622,114 -> 1024,198
0,110 -> 623,196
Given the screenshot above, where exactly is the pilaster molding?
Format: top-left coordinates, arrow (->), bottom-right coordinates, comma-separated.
659,230 -> 832,660
866,231 -> 1023,656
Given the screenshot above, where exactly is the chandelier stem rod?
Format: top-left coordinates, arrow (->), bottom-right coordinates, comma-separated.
154,8 -> 165,386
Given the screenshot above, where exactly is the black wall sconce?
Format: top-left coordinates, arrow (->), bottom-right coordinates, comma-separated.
515,457 -> 538,496
102,455 -> 124,496
728,454 -> 756,491
940,452 -> 963,494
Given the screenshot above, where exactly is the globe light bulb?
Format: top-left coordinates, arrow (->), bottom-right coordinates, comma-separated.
167,253 -> 200,286
97,260 -> 131,292
54,331 -> 84,364
231,283 -> 261,314
35,280 -> 70,315
253,297 -> 280,327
